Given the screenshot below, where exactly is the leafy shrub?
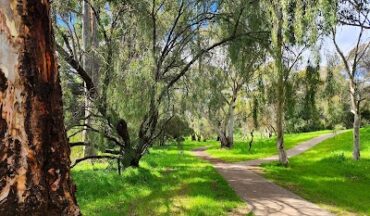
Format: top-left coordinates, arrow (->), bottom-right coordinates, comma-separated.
158,115 -> 193,145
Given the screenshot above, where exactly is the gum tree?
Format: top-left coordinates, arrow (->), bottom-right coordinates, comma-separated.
57,0 -> 248,169
261,0 -> 337,165
0,0 -> 80,214
332,0 -> 370,160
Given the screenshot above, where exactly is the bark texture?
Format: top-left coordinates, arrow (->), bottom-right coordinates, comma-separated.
219,131 -> 231,148
0,0 -> 80,215
350,81 -> 361,160
218,88 -> 238,149
226,91 -> 237,148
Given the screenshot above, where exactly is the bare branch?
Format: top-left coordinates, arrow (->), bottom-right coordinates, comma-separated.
56,43 -> 96,95
70,142 -> 89,147
331,28 -> 353,79
71,155 -> 118,168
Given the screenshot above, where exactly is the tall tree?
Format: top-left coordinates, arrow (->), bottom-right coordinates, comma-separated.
186,0 -> 266,148
261,0 -> 336,165
57,0 -> 251,169
82,0 -> 99,157
332,0 -> 370,160
198,44 -> 263,148
0,0 -> 79,214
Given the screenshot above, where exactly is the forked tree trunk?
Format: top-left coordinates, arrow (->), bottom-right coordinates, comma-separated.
0,1 -> 80,215
219,130 -> 232,148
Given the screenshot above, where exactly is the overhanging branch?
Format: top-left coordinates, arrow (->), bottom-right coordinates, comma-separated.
71,155 -> 119,168
56,43 -> 96,95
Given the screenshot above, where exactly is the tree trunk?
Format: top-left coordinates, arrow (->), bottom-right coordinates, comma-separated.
248,129 -> 254,151
275,62 -> 288,166
350,81 -> 361,160
191,134 -> 196,141
226,96 -> 236,148
272,6 -> 288,166
0,1 -> 80,215
353,113 -> 361,160
219,131 -> 231,148
82,0 -> 99,157
130,156 -> 141,168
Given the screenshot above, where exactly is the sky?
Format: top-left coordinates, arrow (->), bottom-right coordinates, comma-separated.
320,25 -> 370,66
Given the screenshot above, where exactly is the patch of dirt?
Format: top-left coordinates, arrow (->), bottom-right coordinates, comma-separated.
228,204 -> 251,216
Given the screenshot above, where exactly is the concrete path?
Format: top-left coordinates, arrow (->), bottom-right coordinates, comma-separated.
193,132 -> 342,216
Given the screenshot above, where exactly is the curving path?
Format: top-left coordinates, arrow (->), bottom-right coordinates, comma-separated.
193,132 -> 344,216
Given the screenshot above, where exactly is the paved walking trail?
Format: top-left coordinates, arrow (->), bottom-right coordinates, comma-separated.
193,132 -> 342,216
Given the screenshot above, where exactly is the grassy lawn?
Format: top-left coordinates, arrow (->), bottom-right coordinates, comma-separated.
184,130 -> 332,162
72,145 -> 246,216
262,127 -> 370,215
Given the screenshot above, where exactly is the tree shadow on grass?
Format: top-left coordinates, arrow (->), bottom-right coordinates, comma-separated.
263,156 -> 370,215
73,150 -> 243,216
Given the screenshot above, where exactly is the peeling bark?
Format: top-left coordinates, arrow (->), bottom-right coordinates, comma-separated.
0,0 -> 80,215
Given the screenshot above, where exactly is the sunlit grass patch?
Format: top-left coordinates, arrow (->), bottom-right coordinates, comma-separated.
184,130 -> 332,162
262,127 -> 370,215
72,147 -> 245,215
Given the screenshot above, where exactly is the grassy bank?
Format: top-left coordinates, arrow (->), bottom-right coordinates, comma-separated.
262,128 -> 370,215
72,146 -> 245,215
185,130 -> 331,162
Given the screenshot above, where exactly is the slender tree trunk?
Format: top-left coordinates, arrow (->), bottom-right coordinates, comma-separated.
353,113 -> 361,160
350,81 -> 361,160
248,129 -> 254,151
276,71 -> 288,164
0,1 -> 80,214
272,5 -> 288,166
82,0 -> 98,157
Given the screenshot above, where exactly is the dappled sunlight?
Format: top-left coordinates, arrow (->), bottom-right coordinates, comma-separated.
263,127 -> 370,215
194,130 -> 333,162
72,147 -> 244,215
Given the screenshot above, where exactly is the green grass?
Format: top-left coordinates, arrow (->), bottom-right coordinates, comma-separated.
184,130 -> 331,162
262,127 -> 370,215
72,145 -> 246,216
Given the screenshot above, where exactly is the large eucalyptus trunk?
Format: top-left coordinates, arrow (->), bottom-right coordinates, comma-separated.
272,6 -> 288,166
0,0 -> 80,214
350,81 -> 361,160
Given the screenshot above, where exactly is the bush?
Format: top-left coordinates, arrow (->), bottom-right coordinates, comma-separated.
158,115 -> 193,145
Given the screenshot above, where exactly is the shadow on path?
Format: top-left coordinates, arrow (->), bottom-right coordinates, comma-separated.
192,132 -> 344,216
